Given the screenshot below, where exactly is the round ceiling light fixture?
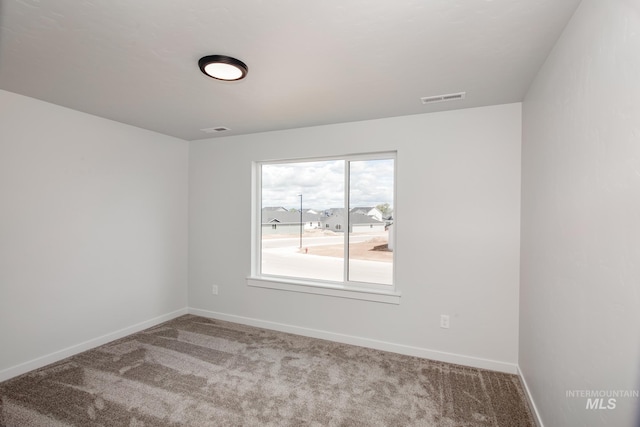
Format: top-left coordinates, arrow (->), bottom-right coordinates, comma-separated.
198,55 -> 248,81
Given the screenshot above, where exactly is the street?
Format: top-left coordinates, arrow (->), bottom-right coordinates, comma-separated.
261,232 -> 393,284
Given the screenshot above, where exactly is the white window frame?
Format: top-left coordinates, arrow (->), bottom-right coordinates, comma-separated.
247,152 -> 400,304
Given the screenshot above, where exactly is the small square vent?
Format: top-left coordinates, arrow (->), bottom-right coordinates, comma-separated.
200,126 -> 230,133
421,92 -> 466,105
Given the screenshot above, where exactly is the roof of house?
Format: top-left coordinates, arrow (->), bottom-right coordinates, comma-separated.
350,207 -> 377,213
323,212 -> 384,225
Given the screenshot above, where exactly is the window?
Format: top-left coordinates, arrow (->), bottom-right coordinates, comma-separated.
250,152 -> 398,302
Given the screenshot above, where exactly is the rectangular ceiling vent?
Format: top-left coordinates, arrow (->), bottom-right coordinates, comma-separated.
421,92 -> 466,105
200,126 -> 230,133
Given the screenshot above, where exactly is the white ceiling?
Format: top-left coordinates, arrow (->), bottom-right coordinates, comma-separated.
0,0 -> 581,141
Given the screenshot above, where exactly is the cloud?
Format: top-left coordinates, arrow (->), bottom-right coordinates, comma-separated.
262,158 -> 393,210
349,159 -> 394,207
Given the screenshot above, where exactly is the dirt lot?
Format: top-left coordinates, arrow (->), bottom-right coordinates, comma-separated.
263,230 -> 393,262
303,238 -> 392,262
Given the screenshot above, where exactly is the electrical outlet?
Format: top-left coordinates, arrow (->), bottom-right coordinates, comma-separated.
212,285 -> 218,295
440,314 -> 450,329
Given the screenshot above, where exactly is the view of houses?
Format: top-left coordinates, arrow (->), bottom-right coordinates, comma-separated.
261,206 -> 393,235
260,205 -> 395,284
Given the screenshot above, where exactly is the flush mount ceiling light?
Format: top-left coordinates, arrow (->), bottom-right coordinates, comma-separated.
198,55 -> 248,81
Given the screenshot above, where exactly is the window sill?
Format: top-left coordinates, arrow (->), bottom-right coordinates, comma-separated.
247,276 -> 401,304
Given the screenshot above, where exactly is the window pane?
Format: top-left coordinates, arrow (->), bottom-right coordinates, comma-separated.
348,159 -> 394,285
261,160 -> 345,282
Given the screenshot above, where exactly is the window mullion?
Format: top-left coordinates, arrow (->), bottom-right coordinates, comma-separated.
343,160 -> 350,283
254,163 -> 262,278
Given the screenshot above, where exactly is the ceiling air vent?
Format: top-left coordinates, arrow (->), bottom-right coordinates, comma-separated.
200,126 -> 230,133
421,92 -> 466,105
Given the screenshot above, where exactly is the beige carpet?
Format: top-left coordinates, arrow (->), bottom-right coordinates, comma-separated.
0,315 -> 535,426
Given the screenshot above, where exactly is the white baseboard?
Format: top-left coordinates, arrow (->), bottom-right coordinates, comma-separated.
0,308 -> 188,383
188,307 -> 518,374
518,365 -> 544,427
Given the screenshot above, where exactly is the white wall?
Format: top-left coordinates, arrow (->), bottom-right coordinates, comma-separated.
189,103 -> 522,371
520,1 -> 640,426
0,90 -> 189,379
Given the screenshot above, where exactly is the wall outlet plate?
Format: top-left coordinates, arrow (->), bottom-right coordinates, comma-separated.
440,314 -> 450,329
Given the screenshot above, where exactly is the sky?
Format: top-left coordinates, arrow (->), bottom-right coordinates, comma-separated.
261,159 -> 394,210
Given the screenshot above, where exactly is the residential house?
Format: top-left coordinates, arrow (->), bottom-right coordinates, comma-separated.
261,209 -> 322,235
322,211 -> 386,233
349,207 -> 383,222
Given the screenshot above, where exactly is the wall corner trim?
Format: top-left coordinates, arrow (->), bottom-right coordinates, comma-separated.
517,365 -> 545,427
